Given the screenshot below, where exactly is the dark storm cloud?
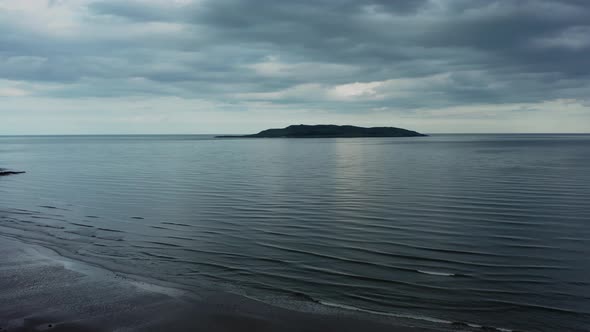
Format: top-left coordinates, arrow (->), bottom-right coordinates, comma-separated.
1,0 -> 589,109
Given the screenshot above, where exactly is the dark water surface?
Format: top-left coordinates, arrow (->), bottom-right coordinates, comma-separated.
1,134 -> 589,331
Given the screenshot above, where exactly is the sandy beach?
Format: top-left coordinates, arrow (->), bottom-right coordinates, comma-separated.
0,235 -> 444,332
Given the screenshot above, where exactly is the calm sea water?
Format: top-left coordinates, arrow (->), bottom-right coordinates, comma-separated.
1,134 -> 589,331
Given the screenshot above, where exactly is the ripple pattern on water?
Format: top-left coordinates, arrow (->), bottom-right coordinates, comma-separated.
1,134 -> 590,331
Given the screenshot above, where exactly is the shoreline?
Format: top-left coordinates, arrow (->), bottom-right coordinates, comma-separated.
0,234 -> 444,332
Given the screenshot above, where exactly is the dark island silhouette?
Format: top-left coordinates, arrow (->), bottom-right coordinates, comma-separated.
217,124 -> 427,138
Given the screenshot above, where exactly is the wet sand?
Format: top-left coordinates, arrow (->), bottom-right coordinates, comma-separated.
0,236 -> 441,332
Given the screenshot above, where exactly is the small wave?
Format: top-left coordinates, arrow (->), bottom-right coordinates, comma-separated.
141,251 -> 177,260
70,222 -> 94,228
150,225 -> 169,230
417,270 -> 455,277
318,300 -> 514,332
97,227 -> 124,233
38,205 -> 70,211
144,241 -> 182,248
161,221 -> 192,228
320,299 -> 446,323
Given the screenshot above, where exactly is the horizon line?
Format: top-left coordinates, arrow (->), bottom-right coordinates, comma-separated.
1,132 -> 589,137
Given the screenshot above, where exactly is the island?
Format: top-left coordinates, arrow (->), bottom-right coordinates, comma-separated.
217,124 -> 427,138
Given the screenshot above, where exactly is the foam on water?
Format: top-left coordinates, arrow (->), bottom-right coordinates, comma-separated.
317,300 -> 514,332
416,270 -> 455,276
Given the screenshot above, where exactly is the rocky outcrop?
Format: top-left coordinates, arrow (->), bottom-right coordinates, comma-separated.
0,168 -> 26,176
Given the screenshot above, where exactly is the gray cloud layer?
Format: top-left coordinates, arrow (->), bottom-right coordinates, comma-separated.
1,0 -> 589,133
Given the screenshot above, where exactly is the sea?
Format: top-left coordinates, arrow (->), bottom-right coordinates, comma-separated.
1,134 -> 589,331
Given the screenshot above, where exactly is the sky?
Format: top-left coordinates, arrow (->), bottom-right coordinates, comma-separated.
1,0 -> 590,134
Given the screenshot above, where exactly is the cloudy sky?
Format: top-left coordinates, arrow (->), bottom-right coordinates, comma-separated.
1,0 -> 589,134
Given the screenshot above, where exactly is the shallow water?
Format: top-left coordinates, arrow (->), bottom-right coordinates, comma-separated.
1,134 -> 589,331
